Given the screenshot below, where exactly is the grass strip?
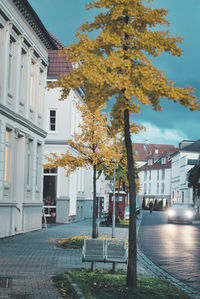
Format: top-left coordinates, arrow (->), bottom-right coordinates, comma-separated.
53,268 -> 192,299
58,236 -> 128,249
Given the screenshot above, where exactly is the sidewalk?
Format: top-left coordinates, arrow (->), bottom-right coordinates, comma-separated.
0,216 -> 199,298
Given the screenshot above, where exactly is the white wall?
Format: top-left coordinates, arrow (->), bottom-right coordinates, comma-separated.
0,0 -> 48,237
171,151 -> 200,204
44,86 -> 94,222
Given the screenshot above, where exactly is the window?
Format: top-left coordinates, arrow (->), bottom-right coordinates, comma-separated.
161,157 -> 166,164
29,61 -> 36,108
134,149 -> 138,155
19,50 -> 25,103
161,169 -> 165,180
149,183 -> 151,194
149,170 -> 151,181
157,183 -> 159,194
4,129 -> 11,183
157,169 -> 159,180
26,139 -> 32,187
182,191 -> 184,203
144,183 -> 147,194
49,110 -> 56,131
144,171 -> 147,181
44,168 -> 57,174
161,183 -> 164,194
148,158 -> 153,166
38,70 -> 44,114
8,38 -> 13,91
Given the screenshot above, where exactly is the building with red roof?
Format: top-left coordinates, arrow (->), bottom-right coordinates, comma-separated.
43,35 -> 102,224
136,141 -> 178,208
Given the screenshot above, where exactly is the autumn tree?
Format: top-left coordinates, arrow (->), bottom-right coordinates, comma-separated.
51,0 -> 198,287
45,103 -> 120,238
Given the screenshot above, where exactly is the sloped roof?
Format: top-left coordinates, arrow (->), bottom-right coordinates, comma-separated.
48,50 -> 73,79
13,0 -> 58,50
140,159 -> 171,170
181,139 -> 200,152
47,33 -> 73,79
48,32 -> 65,49
133,143 -> 177,162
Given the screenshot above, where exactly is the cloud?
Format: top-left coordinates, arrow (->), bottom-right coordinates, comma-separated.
132,122 -> 188,146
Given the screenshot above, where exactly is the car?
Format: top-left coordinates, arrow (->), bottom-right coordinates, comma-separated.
167,203 -> 196,224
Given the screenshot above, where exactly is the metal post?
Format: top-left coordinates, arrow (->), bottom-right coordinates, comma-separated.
97,197 -> 100,237
112,164 -> 116,238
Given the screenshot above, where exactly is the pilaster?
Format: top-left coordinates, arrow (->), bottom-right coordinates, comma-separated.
1,21 -> 13,105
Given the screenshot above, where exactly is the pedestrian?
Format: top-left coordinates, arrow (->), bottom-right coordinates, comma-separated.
149,201 -> 153,214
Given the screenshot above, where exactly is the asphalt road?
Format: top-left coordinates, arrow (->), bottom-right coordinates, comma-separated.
138,210 -> 200,292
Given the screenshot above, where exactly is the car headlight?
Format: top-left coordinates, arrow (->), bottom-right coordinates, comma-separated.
168,210 -> 176,217
185,210 -> 193,218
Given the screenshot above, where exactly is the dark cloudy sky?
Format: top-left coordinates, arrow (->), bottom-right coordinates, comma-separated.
29,0 -> 200,146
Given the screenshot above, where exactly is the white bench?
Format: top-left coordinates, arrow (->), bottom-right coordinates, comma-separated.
82,239 -> 128,272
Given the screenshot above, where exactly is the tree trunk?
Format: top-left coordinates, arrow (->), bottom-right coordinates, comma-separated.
92,164 -> 97,238
124,108 -> 137,288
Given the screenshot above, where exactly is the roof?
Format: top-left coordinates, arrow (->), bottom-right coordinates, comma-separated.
48,50 -> 73,79
133,143 -> 178,162
48,32 -> 65,49
13,0 -> 58,50
140,159 -> 171,170
181,139 -> 200,152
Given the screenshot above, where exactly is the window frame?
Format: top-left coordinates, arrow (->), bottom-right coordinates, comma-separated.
29,60 -> 36,109
8,38 -> 13,92
49,109 -> 57,132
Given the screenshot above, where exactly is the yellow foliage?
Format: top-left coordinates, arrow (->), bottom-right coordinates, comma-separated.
44,104 -> 121,176
52,0 -> 198,129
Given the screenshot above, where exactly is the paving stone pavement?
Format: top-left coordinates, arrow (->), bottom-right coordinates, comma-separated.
0,218 -> 137,298
0,216 -> 199,298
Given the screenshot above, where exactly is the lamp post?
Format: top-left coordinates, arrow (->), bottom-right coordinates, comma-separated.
112,164 -> 116,238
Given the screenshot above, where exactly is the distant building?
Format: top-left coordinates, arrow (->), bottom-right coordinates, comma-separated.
133,142 -> 177,207
171,140 -> 200,205
0,0 -> 58,237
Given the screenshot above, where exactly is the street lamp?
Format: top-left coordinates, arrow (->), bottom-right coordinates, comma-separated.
112,164 -> 116,238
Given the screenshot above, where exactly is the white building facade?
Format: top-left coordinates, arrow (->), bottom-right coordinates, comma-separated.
43,43 -> 104,223
0,0 -> 58,237
134,143 -> 177,207
171,140 -> 200,205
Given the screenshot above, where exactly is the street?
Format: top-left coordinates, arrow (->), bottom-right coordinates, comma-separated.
138,211 -> 200,291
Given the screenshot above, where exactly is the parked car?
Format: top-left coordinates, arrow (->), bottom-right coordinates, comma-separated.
167,203 -> 196,224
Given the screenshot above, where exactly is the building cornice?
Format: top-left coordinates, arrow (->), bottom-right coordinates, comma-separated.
45,140 -> 68,145
12,0 -> 58,50
0,104 -> 47,138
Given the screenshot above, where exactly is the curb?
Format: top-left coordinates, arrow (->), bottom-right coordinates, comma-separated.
137,211 -> 200,299
66,274 -> 85,299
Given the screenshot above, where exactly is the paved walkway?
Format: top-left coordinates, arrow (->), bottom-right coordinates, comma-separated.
0,217 -> 150,298
0,216 -> 199,298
